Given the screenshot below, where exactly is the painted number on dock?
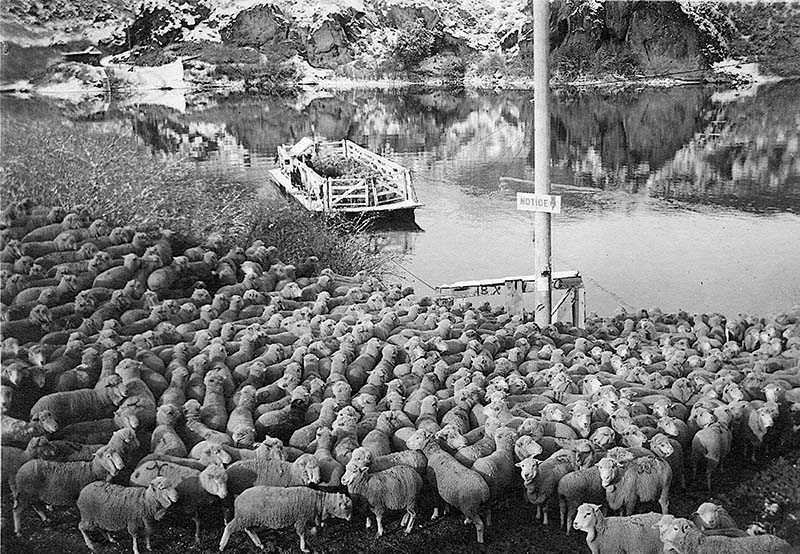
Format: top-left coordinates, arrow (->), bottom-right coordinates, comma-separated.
516,192 -> 562,213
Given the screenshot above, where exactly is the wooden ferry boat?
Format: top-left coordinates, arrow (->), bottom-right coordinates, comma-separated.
268,137 -> 423,220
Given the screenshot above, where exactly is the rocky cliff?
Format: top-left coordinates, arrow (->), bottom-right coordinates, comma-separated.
2,0 -> 798,88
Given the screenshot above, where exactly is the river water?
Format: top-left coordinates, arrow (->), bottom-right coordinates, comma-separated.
7,81 -> 800,317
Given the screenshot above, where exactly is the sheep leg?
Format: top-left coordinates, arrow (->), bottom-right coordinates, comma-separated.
295,521 -> 310,553
659,489 -> 669,515
404,509 -> 416,535
32,505 -> 50,523
144,520 -> 153,550
400,513 -> 409,527
559,498 -> 566,530
130,532 -> 142,554
78,521 -> 96,552
245,528 -> 264,549
193,512 -> 201,544
485,508 -> 492,528
473,515 -> 485,544
13,502 -> 24,537
375,510 -> 385,537
219,519 -> 237,551
541,505 -> 549,526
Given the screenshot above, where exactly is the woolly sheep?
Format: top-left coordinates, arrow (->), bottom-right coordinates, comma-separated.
130,460 -> 227,543
341,451 -> 424,536
1,436 -> 59,496
1,410 -> 58,447
557,465 -> 606,534
692,501 -> 739,532
517,448 -> 578,525
406,429 -> 490,543
13,445 -> 124,536
29,375 -> 125,427
218,486 -> 352,553
657,515 -> 794,554
225,453 -> 321,496
597,455 -> 671,516
572,503 -> 664,554
691,421 -> 732,490
151,404 -> 187,457
77,476 -> 178,554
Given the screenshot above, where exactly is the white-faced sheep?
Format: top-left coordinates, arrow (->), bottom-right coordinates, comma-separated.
13,444 -> 125,536
313,427 -> 345,487
1,410 -> 58,447
76,476 -> 178,554
1,436 -> 59,496
517,448 -> 578,525
406,429 -> 491,543
691,501 -> 739,533
150,404 -> 187,457
572,503 -> 664,554
341,449 -> 424,536
225,453 -> 321,496
691,420 -> 732,490
28,375 -> 126,428
597,455 -> 672,516
657,515 -> 794,554
557,465 -> 606,534
129,460 -> 227,543
218,486 -> 352,552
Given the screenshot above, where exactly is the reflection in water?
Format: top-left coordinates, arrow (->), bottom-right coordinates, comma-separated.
32,81 -> 800,316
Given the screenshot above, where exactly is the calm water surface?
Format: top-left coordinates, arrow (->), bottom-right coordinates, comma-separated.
9,81 -> 800,317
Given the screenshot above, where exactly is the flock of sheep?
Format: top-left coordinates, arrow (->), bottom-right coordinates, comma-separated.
1,198 -> 800,554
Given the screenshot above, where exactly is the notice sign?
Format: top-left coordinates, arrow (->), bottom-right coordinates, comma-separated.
517,192 -> 562,213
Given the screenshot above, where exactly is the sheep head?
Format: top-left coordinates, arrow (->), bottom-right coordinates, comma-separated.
692,502 -> 724,529
148,476 -> 179,519
94,445 -> 125,477
406,428 -> 435,451
515,456 -> 540,485
296,454 -> 321,485
31,409 -> 58,434
573,503 -> 602,535
596,457 -> 622,489
199,464 -> 228,499
340,462 -> 368,487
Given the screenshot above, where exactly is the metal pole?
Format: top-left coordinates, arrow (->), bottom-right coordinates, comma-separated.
532,0 -> 552,327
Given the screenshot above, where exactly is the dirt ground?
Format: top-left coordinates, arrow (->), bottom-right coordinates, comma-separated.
3,444 -> 800,554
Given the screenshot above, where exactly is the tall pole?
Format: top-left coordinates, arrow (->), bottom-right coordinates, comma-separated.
533,0 -> 552,327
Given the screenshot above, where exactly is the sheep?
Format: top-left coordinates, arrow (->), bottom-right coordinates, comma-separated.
572,503 -> 664,554
657,515 -> 794,554
137,440 -> 231,472
691,420 -> 732,490
471,425 -> 517,507
29,374 -> 125,428
649,432 -> 685,492
1,436 -> 59,496
129,460 -> 227,543
218,486 -> 353,553
341,449 -> 424,536
597,455 -> 672,516
517,448 -> 578,525
313,426 -> 345,487
406,429 -> 491,543
182,399 -> 232,447
76,476 -> 178,554
51,427 -> 141,468
225,453 -> 321,496
151,404 -> 187,457
13,445 -> 125,536
1,410 -> 58,447
557,465 -> 606,534
692,501 -> 739,533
